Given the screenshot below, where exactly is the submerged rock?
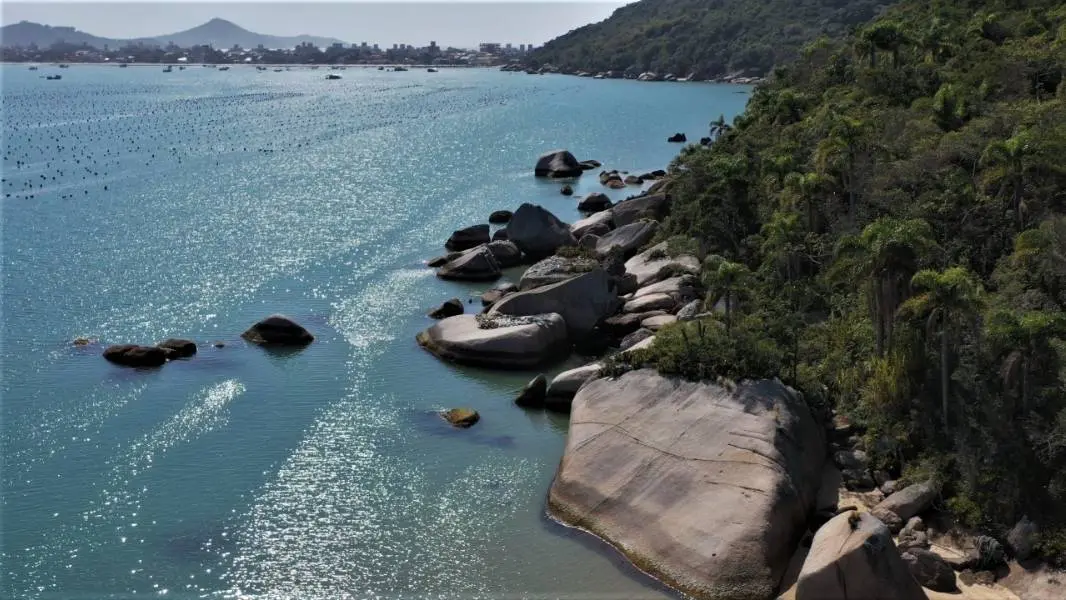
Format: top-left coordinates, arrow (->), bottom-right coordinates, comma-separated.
441,408 -> 480,428
549,370 -> 824,599
103,344 -> 167,367
241,315 -> 314,346
515,374 -> 548,408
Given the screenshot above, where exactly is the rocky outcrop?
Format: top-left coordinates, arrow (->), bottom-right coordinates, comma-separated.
488,210 -> 513,224
416,313 -> 568,369
632,274 -> 701,304
623,292 -> 676,314
795,511 -> 928,600
547,363 -> 603,399
427,252 -> 462,268
241,315 -> 314,346
619,328 -> 655,350
871,480 -> 938,531
593,220 -> 658,258
902,549 -> 957,592
515,374 -> 548,407
535,149 -> 584,178
103,344 -> 168,367
436,245 -> 502,282
676,300 -> 703,321
490,269 -> 621,336
549,370 -> 824,599
624,242 -> 700,286
481,283 -> 518,307
445,224 -> 490,251
612,194 -> 671,228
428,298 -> 464,319
1008,516 -> 1038,560
570,210 -> 615,239
441,408 -> 480,428
578,192 -> 613,213
486,240 -> 524,268
519,255 -> 598,290
667,133 -> 687,143
601,311 -> 666,339
157,338 -> 196,358
641,314 -> 676,331
505,203 -> 576,260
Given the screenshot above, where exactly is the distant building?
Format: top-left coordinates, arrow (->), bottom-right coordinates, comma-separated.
479,42 -> 501,54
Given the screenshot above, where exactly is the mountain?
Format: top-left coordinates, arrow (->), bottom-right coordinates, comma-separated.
526,0 -> 891,79
154,18 -> 343,49
0,18 -> 344,50
621,0 -> 1066,559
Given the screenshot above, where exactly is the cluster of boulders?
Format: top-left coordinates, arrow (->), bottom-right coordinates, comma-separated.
533,149 -> 601,179
99,314 -> 314,368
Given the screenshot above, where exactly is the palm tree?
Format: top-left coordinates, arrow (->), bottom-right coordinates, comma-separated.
814,116 -> 865,214
833,217 -> 937,357
900,267 -> 984,426
981,129 -> 1044,229
862,21 -> 908,68
704,257 -> 750,332
987,309 -> 1066,413
709,114 -> 732,142
783,171 -> 826,232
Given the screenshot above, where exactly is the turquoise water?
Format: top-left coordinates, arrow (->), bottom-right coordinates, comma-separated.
1,65 -> 750,599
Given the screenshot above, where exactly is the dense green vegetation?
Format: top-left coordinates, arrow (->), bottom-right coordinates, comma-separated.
527,0 -> 889,79
620,0 -> 1066,558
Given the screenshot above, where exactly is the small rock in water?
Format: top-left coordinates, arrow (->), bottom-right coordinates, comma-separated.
213,341 -> 225,348
72,337 -> 93,346
428,298 -> 464,319
157,338 -> 197,358
560,184 -> 574,196
441,408 -> 480,428
515,374 -> 548,408
241,314 -> 314,346
103,344 -> 167,367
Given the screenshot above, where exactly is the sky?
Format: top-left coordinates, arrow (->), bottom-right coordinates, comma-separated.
0,1 -> 627,47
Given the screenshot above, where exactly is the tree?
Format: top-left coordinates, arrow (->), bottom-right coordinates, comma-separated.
783,171 -> 826,232
709,113 -> 732,142
703,257 -> 750,332
833,217 -> 937,357
981,129 -> 1046,229
861,21 -> 908,68
986,309 -> 1066,413
900,267 -> 984,426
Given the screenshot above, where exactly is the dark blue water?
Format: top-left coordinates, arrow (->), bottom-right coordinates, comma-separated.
1,64 -> 750,599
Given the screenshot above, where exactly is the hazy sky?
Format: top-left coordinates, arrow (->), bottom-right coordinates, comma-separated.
1,1 -> 627,47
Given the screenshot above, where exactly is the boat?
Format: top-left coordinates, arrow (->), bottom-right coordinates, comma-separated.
162,65 -> 173,72
427,68 -> 438,73
273,68 -> 283,72
393,66 -> 408,72
58,64 -> 69,68
378,66 -> 384,70
325,73 -> 342,80
179,65 -> 186,70
218,66 -> 230,71
46,74 -> 61,80
118,63 -> 128,68
28,66 -> 38,70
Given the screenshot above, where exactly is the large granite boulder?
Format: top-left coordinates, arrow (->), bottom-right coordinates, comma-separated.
601,311 -> 666,339
535,149 -> 584,178
486,240 -> 523,268
624,242 -> 701,286
641,314 -> 676,331
795,511 -> 928,600
571,209 -> 615,239
505,203 -> 576,260
519,255 -> 598,291
547,363 -> 603,399
633,274 -> 701,304
612,193 -> 670,227
103,344 -> 168,367
1008,516 -> 1038,560
871,480 -> 938,530
480,283 -> 518,308
428,298 -> 464,319
490,269 -> 621,336
515,374 -> 548,408
623,292 -> 676,314
902,549 -> 957,592
550,370 -> 825,599
578,192 -> 613,213
619,328 -> 655,350
445,224 -> 490,251
436,246 -> 502,282
241,315 -> 314,346
488,210 -> 513,224
416,313 -> 568,369
593,221 -> 658,258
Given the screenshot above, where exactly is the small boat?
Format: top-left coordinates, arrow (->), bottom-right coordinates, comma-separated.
427,68 -> 438,73
118,63 -> 128,68
310,66 -> 319,70
377,66 -> 384,70
179,65 -> 186,70
28,66 -> 38,70
393,66 -> 408,72
325,73 -> 342,80
58,64 -> 69,68
46,74 -> 61,80
273,68 -> 283,72
163,65 -> 173,72
218,66 -> 230,71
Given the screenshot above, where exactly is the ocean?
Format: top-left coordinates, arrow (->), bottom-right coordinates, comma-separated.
1,64 -> 750,599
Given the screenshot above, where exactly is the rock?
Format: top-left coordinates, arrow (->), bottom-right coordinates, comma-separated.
904,516 -> 926,533
959,570 -> 996,586
561,184 -> 574,196
816,464 -> 843,514
902,548 -> 957,592
1008,516 -> 1038,560
613,273 -> 638,296
593,220 -> 658,258
505,203 -> 576,260
599,170 -> 622,185
881,480 -> 900,496
547,363 -> 603,398
624,242 -> 700,286
578,159 -> 601,170
488,210 -> 513,224
213,341 -> 225,348
535,149 -> 584,178
578,233 -> 600,249
624,175 -> 643,185
667,133 -> 687,143
632,275 -> 701,304
577,192 -> 613,213
619,328 -> 654,350
570,209 -> 615,239
550,371 -> 825,599
622,334 -> 657,353
436,246 -> 502,282
491,229 -> 509,242
428,298 -> 464,319
897,529 -> 930,552
241,315 -> 314,346
623,292 -> 676,314
445,224 -> 490,252
156,338 -> 196,358
416,313 -> 569,369
480,283 -> 517,307
641,314 -> 676,331
427,252 -> 462,268
519,255 -> 599,290
871,507 -> 905,533
676,300 -> 702,321
491,269 -> 621,337
842,468 -> 876,491
834,449 -> 869,470
515,374 -> 548,407
873,480 -> 938,523
102,344 -> 167,367
612,194 -> 671,227
72,337 -> 92,346
795,510 -> 927,600
700,136 -> 713,145
486,240 -> 523,268
973,535 -> 1005,569
441,408 -> 480,428
605,179 -> 626,189
601,311 -> 665,338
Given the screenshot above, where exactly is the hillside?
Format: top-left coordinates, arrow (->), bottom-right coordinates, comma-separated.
0,18 -> 344,50
621,0 -> 1066,559
527,0 -> 890,79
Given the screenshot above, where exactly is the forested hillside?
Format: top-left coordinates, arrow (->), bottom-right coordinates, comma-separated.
527,0 -> 889,79
621,0 -> 1066,558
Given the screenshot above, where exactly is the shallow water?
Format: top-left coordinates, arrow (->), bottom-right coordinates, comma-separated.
1,64 -> 750,599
